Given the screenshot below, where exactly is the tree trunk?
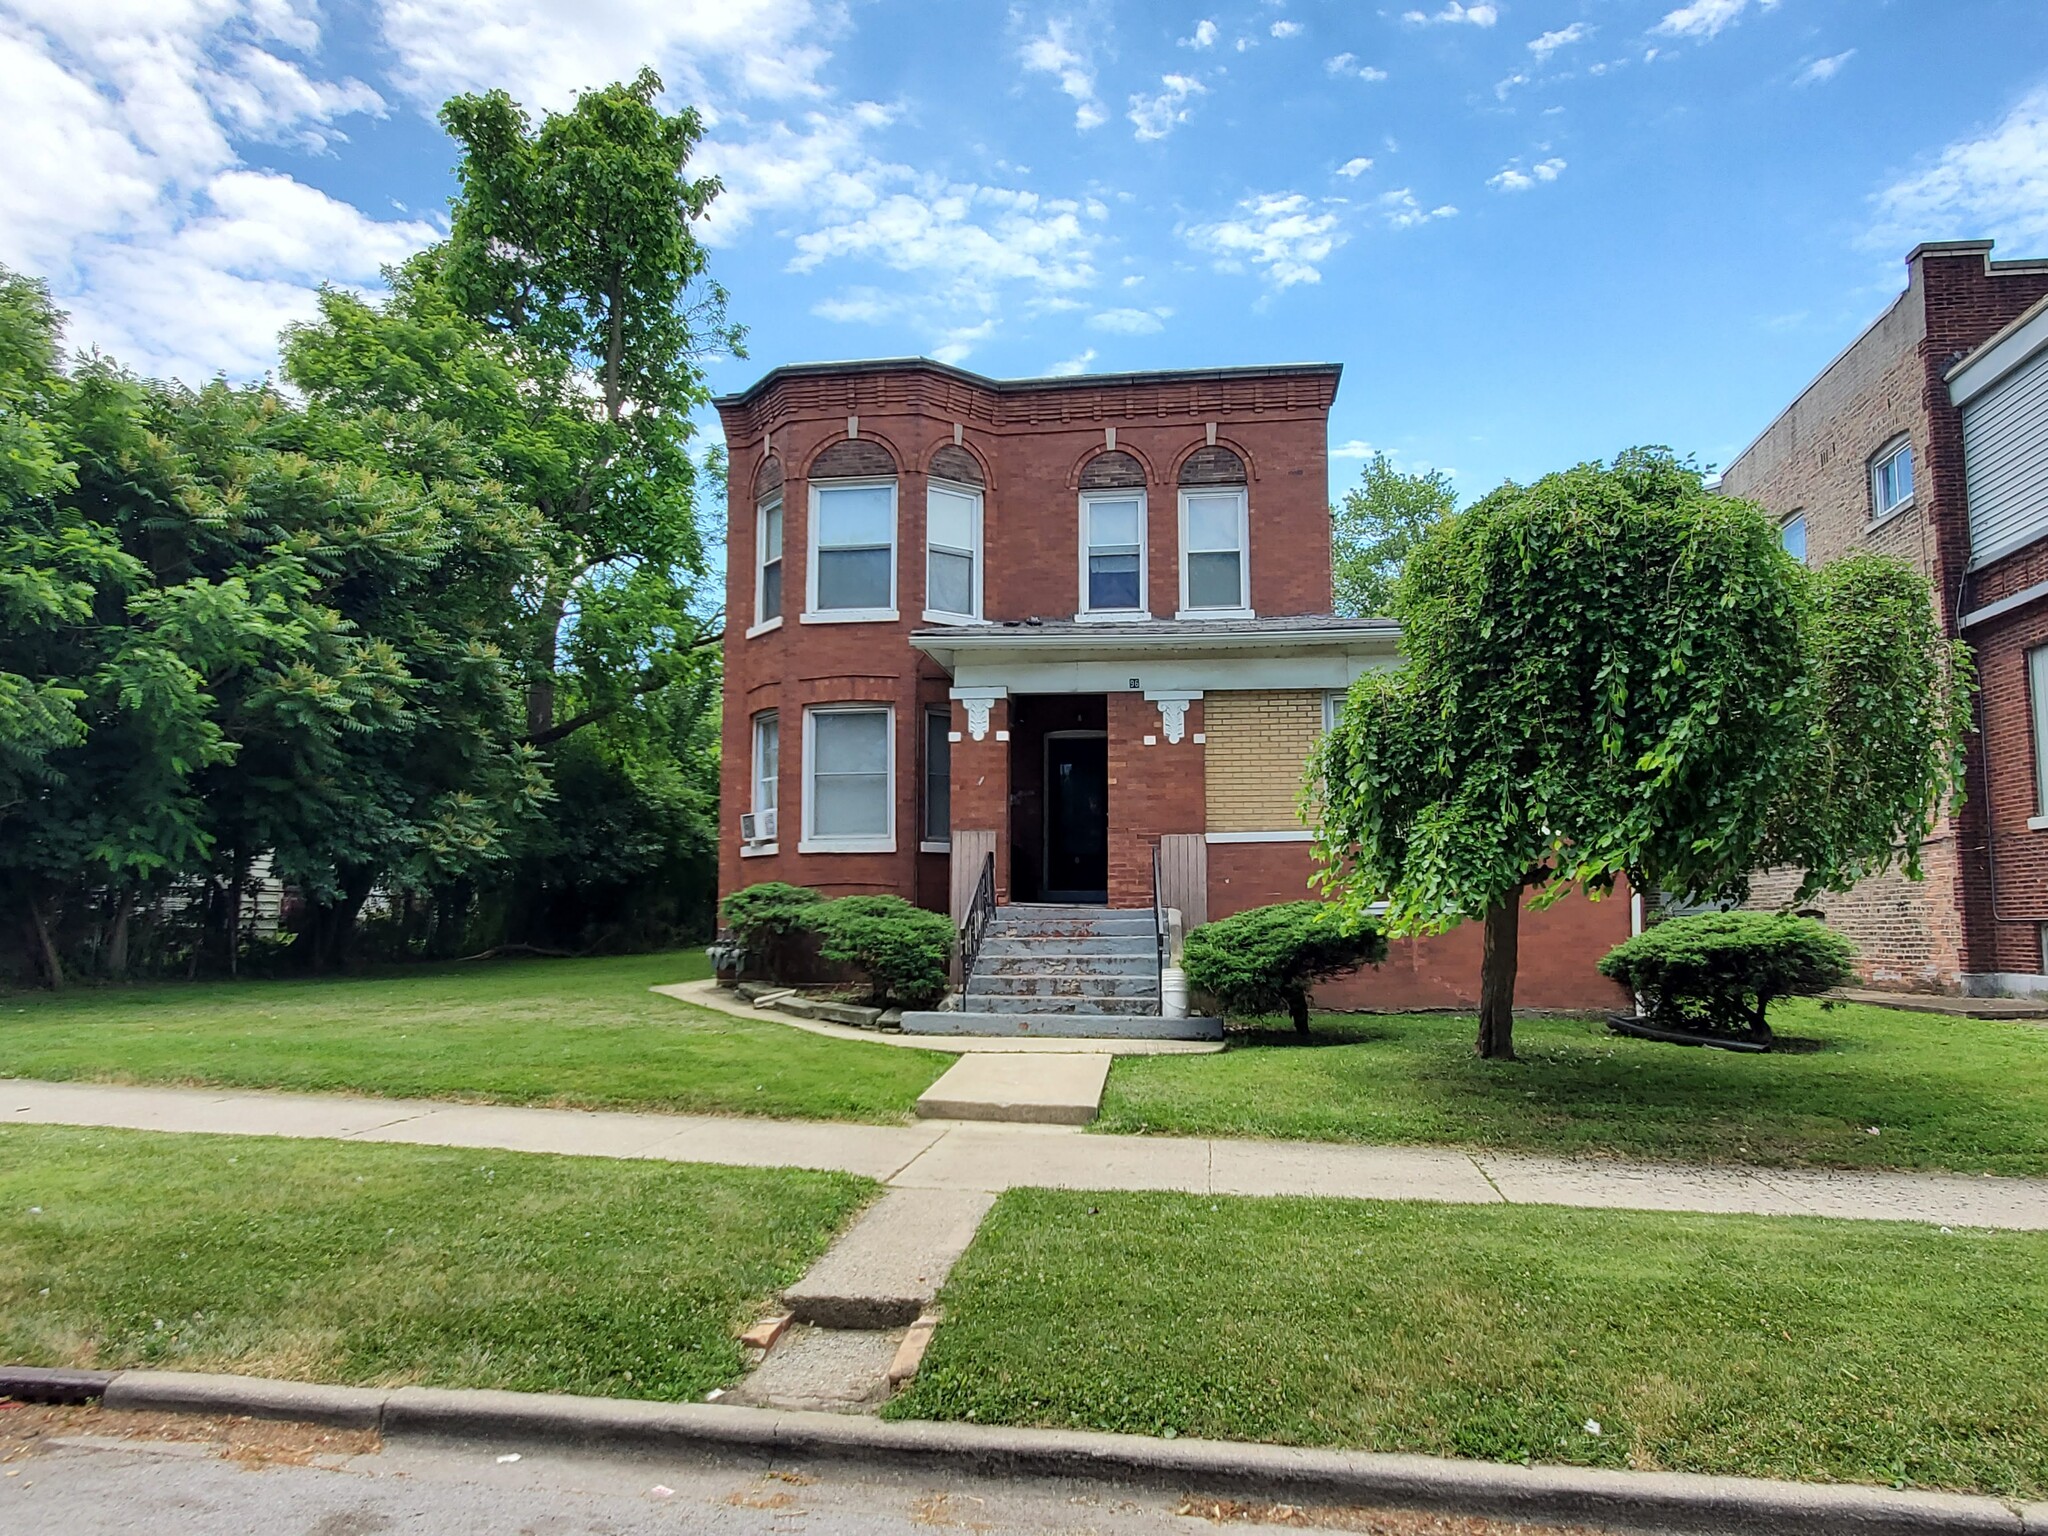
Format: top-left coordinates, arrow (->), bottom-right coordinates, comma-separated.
26,894 -> 62,992
1289,989 -> 1311,1035
106,898 -> 130,981
526,585 -> 568,739
227,858 -> 245,979
1476,888 -> 1520,1060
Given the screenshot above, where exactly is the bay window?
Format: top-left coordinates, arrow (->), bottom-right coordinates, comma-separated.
744,711 -> 778,849
755,493 -> 783,626
802,705 -> 894,852
926,481 -> 982,620
807,480 -> 896,619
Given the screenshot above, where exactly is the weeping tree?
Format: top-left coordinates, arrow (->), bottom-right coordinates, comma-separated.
1310,448 -> 1971,1060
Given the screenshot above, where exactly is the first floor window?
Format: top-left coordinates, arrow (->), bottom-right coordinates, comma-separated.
2031,645 -> 2048,819
756,495 -> 783,621
752,712 -> 778,831
812,481 -> 896,613
1872,439 -> 1914,519
923,709 -> 951,844
1181,488 -> 1248,611
1083,492 -> 1144,613
806,706 -> 893,847
926,482 -> 981,618
1781,512 -> 1807,564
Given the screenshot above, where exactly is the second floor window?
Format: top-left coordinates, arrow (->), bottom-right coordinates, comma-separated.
810,480 -> 896,616
926,482 -> 982,620
1181,488 -> 1250,613
757,494 -> 783,621
1872,440 -> 1914,520
1082,491 -> 1145,614
1781,512 -> 1807,564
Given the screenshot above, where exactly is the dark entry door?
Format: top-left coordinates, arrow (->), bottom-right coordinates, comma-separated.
1043,733 -> 1109,904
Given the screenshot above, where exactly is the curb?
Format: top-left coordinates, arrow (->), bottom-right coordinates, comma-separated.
9,1367 -> 2045,1535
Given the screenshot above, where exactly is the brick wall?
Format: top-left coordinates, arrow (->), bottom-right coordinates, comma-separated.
1205,690 -> 1324,831
1106,693 -> 1205,907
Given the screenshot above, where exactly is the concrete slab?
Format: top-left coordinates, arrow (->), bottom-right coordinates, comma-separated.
1474,1153 -> 1807,1218
721,1324 -> 902,1412
5,1080 -> 430,1140
1754,1167 -> 2048,1230
782,1186 -> 998,1328
629,1118 -> 947,1183
891,1125 -> 1212,1194
915,1054 -> 1110,1125
901,1010 -> 1224,1041
346,1104 -> 684,1159
1212,1140 -> 1500,1205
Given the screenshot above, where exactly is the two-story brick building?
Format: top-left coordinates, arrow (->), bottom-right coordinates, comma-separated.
1720,240 -> 2048,997
714,358 -> 1631,1021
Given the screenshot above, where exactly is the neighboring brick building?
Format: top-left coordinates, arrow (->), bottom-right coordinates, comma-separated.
712,357 -> 1631,1014
1720,240 -> 2048,997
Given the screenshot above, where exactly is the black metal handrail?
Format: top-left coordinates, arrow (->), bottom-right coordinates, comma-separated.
960,850 -> 997,987
1151,840 -> 1167,1000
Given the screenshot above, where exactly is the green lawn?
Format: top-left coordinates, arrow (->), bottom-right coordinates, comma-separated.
1097,999 -> 2048,1175
0,951 -> 950,1123
0,1123 -> 872,1399
892,1187 -> 2048,1498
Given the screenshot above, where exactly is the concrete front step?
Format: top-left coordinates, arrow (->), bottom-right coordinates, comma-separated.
977,937 -> 1157,962
914,1053 -> 1112,1124
963,993 -> 1159,1017
902,1010 -> 1224,1040
979,951 -> 1157,977
968,972 -> 1161,1000
989,913 -> 1156,935
781,1187 -> 998,1330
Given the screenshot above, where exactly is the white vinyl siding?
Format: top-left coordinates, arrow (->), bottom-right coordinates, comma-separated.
807,481 -> 897,619
1962,347 -> 2048,568
1871,439 -> 1914,521
1179,487 -> 1251,615
801,706 -> 894,852
925,481 -> 982,620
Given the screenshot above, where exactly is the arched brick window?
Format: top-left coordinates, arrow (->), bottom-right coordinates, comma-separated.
929,444 -> 984,486
1177,445 -> 1247,486
1177,447 -> 1251,616
807,439 -> 899,619
1077,451 -> 1147,615
752,457 -> 784,627
1079,449 -> 1146,490
810,438 -> 898,480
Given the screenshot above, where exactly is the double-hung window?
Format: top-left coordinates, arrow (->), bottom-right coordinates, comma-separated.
1080,491 -> 1145,616
1180,488 -> 1250,614
1872,440 -> 1914,520
2031,646 -> 2048,829
1780,512 -> 1807,564
922,709 -> 951,849
925,482 -> 982,621
755,494 -> 783,625
808,481 -> 896,619
745,712 -> 778,847
802,706 -> 894,852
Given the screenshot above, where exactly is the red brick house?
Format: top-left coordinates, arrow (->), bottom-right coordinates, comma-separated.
714,358 -> 1630,1029
1720,240 -> 2048,998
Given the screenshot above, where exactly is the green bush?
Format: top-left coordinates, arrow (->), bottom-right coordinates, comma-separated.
812,895 -> 954,1009
718,882 -> 825,954
1182,902 -> 1386,1033
1597,911 -> 1857,1043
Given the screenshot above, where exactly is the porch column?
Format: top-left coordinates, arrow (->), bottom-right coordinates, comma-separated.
949,688 -> 1010,917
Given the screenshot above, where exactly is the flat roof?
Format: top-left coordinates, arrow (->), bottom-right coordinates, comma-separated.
909,614 -> 1399,673
712,356 -> 1343,410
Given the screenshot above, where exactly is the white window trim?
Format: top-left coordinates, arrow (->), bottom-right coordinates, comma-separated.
799,703 -> 896,854
740,843 -> 780,858
923,478 -> 984,624
804,477 -> 899,624
1780,511 -> 1808,565
1076,487 -> 1149,620
1323,689 -> 1346,733
755,491 -> 784,630
1870,438 -> 1915,525
1175,486 -> 1254,619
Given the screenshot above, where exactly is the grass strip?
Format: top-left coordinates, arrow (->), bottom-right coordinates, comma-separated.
1,1123 -> 873,1401
1098,999 -> 2048,1175
890,1187 -> 2048,1498
0,952 -> 950,1124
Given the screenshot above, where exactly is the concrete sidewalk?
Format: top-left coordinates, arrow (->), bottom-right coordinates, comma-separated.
9,1077 -> 2048,1228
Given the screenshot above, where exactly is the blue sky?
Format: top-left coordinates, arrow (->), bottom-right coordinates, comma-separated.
4,0 -> 2047,496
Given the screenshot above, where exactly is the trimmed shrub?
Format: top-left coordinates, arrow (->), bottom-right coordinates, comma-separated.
718,882 -> 825,955
812,895 -> 954,1009
1183,902 -> 1386,1033
1597,911 -> 1857,1043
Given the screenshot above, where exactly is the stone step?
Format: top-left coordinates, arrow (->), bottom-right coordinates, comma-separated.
900,1010 -> 1225,1041
979,951 -> 1158,977
914,1053 -> 1111,1124
991,912 -> 1155,935
961,993 -> 1160,1017
977,935 -> 1156,959
967,972 -> 1160,1000
781,1187 -> 998,1330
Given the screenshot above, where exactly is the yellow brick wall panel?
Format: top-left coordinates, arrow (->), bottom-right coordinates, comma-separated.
1204,690 -> 1324,832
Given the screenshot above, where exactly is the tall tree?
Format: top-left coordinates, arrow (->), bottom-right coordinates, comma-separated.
1330,452 -> 1457,617
1310,449 -> 1970,1059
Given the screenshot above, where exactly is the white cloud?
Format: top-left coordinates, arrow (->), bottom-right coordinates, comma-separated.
1402,3 -> 1497,27
1335,156 -> 1374,178
0,5 -> 421,382
1325,52 -> 1389,81
1795,49 -> 1854,86
1181,18 -> 1219,49
1870,84 -> 2048,252
1378,188 -> 1458,228
1019,17 -> 1108,131
1128,74 -> 1207,141
1047,347 -> 1097,376
1183,191 -> 1345,287
1488,157 -> 1566,192
1651,0 -> 1774,41
1331,438 -> 1378,459
1270,19 -> 1304,38
1089,306 -> 1170,334
1527,23 -> 1589,61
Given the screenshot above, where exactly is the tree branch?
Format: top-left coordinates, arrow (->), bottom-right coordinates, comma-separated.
520,624 -> 723,748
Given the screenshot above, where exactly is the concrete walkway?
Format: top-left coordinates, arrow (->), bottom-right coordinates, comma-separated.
10,1077 -> 2048,1230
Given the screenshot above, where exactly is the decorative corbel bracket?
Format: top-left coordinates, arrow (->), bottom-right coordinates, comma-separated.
1142,689 -> 1202,745
949,686 -> 1008,742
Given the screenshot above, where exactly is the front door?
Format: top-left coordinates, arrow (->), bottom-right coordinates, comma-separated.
1043,732 -> 1109,904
